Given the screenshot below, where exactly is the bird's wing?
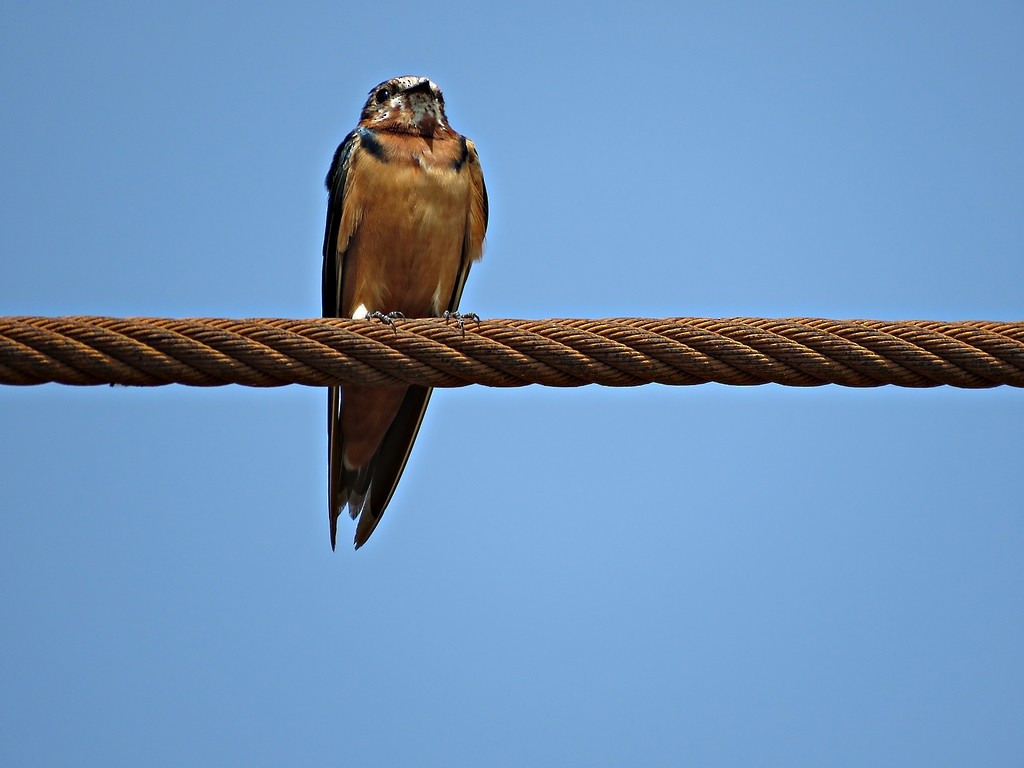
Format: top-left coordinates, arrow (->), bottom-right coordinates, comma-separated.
322,128 -> 363,550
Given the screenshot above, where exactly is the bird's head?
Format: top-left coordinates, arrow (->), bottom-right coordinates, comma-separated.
358,75 -> 450,136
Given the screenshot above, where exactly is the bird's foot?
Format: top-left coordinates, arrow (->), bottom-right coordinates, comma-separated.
366,311 -> 405,328
442,310 -> 480,333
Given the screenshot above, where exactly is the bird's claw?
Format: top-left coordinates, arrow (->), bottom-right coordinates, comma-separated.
443,310 -> 480,333
366,311 -> 405,328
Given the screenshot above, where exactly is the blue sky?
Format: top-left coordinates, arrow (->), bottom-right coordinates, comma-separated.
1,2 -> 1022,765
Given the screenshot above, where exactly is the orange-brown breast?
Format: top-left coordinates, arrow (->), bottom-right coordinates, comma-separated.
337,132 -> 474,319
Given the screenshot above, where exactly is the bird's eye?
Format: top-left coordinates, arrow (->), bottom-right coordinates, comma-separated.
375,88 -> 391,105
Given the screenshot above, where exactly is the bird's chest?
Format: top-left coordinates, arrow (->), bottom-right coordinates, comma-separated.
345,150 -> 468,316
378,160 -> 465,241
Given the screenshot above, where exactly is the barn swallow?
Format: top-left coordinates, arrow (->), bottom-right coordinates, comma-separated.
322,75 -> 488,549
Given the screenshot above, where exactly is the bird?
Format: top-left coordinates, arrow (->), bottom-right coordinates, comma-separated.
322,75 -> 488,550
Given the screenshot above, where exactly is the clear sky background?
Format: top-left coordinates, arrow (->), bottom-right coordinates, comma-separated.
2,2 -> 1022,765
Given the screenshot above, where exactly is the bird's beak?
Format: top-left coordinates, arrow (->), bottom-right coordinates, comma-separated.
401,80 -> 433,96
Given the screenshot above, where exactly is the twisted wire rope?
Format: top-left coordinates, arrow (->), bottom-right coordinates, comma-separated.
1,315 -> 1022,389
